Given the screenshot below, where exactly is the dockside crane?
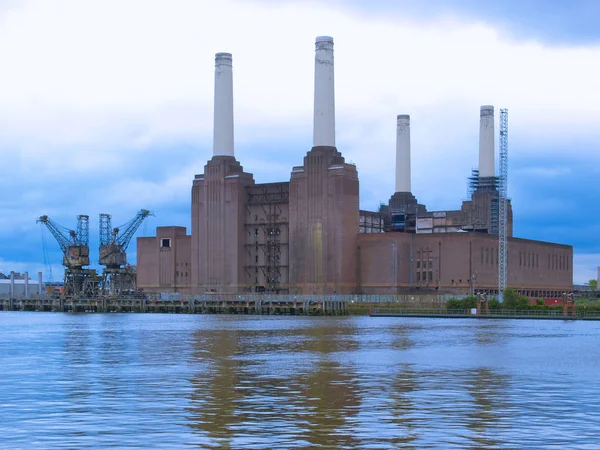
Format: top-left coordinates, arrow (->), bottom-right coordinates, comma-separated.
37,214 -> 101,298
99,209 -> 153,295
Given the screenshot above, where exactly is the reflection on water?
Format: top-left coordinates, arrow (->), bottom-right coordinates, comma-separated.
1,314 -> 600,449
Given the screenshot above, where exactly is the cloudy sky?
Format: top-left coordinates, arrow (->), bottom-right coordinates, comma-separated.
0,0 -> 598,284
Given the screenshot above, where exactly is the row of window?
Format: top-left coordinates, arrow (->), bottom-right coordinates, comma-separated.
519,251 -> 538,268
548,253 -> 569,271
416,271 -> 433,282
518,251 -> 569,271
481,247 -> 497,266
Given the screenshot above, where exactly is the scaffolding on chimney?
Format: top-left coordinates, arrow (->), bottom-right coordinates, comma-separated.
466,168 -> 500,233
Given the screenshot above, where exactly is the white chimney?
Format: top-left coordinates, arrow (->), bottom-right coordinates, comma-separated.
24,271 -> 29,297
38,271 -> 43,296
213,52 -> 234,157
313,36 -> 335,147
479,105 -> 495,178
395,114 -> 411,193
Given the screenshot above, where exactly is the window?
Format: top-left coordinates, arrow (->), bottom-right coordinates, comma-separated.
254,228 -> 259,237
519,251 -> 522,266
416,261 -> 421,269
255,255 -> 258,263
160,238 -> 171,248
417,272 -> 421,282
428,271 -> 433,281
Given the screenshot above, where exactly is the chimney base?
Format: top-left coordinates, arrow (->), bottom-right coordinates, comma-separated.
388,192 -> 427,215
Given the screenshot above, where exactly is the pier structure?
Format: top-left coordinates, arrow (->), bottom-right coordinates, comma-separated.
0,294 -> 349,315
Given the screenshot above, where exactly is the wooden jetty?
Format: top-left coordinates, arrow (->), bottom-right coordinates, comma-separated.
0,294 -> 349,315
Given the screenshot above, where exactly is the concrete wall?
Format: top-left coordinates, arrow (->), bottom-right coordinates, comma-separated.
191,156 -> 254,293
357,233 -> 412,294
289,146 -> 359,294
358,232 -> 572,296
136,226 -> 191,293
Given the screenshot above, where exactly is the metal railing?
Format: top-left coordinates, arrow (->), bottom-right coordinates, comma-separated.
370,308 -> 597,318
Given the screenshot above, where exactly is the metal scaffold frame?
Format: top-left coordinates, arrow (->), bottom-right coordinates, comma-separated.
498,108 -> 508,296
244,184 -> 289,293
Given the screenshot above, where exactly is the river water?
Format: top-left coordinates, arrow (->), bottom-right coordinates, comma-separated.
1,313 -> 599,449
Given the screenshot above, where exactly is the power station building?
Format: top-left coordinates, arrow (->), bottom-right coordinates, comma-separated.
137,36 -> 573,298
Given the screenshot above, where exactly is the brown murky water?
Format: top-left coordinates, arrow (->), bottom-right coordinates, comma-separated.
1,313 -> 599,448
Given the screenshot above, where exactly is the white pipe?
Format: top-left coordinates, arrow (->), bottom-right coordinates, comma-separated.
313,36 -> 335,147
395,114 -> 411,193
24,271 -> 29,297
213,52 -> 234,157
38,271 -> 43,296
10,271 -> 14,298
479,105 -> 495,178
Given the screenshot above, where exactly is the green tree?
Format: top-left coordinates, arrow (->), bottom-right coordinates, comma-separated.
589,279 -> 598,291
502,288 -> 530,310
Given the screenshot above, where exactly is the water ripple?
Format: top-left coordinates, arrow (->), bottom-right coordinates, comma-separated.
1,313 -> 600,448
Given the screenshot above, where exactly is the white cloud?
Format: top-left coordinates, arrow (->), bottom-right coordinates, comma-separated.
0,257 -> 60,282
2,0 -> 600,155
573,254 -> 600,285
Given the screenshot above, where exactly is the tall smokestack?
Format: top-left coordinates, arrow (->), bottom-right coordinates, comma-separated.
479,105 -> 495,178
313,36 -> 335,147
395,114 -> 411,193
213,52 -> 234,157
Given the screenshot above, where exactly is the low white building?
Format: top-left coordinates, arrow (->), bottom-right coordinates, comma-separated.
0,272 -> 44,297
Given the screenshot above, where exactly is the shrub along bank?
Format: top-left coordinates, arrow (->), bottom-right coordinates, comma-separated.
445,288 -> 565,312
